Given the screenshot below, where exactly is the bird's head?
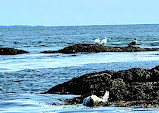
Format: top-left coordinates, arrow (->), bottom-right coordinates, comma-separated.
104,37 -> 108,41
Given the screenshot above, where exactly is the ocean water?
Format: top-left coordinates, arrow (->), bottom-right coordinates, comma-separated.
0,24 -> 159,113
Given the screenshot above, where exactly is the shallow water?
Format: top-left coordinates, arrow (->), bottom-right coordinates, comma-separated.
1,93 -> 159,113
0,25 -> 159,112
1,51 -> 159,72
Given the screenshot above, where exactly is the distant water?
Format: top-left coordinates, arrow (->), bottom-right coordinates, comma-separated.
0,24 -> 159,113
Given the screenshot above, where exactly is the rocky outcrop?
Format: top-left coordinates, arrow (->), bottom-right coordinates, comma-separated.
43,66 -> 159,107
0,48 -> 29,55
41,44 -> 158,54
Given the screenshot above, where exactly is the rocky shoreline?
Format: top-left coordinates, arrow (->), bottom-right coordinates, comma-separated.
1,44 -> 158,55
43,66 -> 159,107
41,44 -> 158,54
0,48 -> 29,55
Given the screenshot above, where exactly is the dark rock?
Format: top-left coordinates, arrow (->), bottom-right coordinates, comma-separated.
113,68 -> 152,83
43,70 -> 113,97
109,78 -> 129,101
41,50 -> 58,53
64,96 -> 84,105
41,44 -> 158,54
43,66 -> 159,107
0,48 -> 29,55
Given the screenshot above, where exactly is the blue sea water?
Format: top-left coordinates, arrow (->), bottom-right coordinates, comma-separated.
0,24 -> 159,112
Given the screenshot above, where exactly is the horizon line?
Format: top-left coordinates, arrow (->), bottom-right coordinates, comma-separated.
0,23 -> 159,27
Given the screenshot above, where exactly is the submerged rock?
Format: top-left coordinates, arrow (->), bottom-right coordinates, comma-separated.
0,48 -> 29,55
41,44 -> 158,54
43,66 -> 159,107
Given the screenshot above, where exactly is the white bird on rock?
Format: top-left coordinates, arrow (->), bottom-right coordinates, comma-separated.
83,91 -> 109,107
101,37 -> 107,45
94,38 -> 101,45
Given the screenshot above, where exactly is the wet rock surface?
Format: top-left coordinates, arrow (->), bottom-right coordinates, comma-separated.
0,48 -> 29,55
44,66 -> 159,107
41,44 -> 158,54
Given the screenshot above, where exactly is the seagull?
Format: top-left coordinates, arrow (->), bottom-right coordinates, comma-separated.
83,91 -> 109,107
101,37 -> 107,45
128,38 -> 137,47
94,38 -> 101,45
